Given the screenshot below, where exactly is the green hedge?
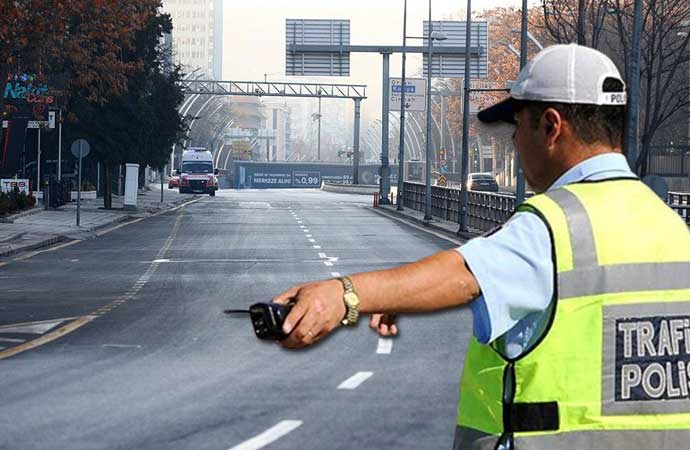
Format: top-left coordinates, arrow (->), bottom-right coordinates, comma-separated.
0,191 -> 37,216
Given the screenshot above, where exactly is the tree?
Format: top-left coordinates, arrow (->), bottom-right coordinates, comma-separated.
68,2 -> 186,208
539,0 -> 690,175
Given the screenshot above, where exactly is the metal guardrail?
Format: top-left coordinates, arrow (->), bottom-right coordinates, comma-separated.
403,182 -> 690,231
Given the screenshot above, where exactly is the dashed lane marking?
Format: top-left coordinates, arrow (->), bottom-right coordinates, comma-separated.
330,272 -> 341,277
308,239 -> 316,243
227,420 -> 303,450
337,371 -> 374,390
377,338 -> 394,354
318,253 -> 327,259
0,204 -> 191,359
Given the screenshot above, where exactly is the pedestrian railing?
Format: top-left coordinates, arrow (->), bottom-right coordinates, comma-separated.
667,192 -> 690,225
402,182 -> 690,230
402,182 -> 514,232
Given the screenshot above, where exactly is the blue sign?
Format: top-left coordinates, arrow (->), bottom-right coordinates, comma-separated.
235,162 -> 397,189
391,85 -> 416,94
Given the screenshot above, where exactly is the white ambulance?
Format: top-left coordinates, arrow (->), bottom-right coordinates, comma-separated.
177,147 -> 218,196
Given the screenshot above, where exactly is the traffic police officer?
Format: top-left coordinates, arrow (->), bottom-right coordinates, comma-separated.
274,44 -> 690,450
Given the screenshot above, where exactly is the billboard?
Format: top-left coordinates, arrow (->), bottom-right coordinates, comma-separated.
235,162 -> 398,189
422,21 -> 488,79
285,19 -> 350,76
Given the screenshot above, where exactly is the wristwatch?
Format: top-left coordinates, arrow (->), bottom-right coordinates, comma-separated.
337,276 -> 360,326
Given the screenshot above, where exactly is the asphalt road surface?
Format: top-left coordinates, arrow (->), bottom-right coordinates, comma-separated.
0,189 -> 472,450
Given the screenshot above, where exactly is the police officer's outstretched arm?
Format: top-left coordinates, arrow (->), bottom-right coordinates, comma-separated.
273,249 -> 480,349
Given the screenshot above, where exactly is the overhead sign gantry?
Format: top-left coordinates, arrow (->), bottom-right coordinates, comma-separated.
180,79 -> 367,183
285,18 -> 487,199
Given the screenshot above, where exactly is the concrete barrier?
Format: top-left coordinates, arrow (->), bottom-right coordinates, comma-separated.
321,182 -> 379,195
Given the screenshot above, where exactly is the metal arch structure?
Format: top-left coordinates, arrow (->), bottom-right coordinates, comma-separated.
391,113 -> 422,160
407,113 -> 428,160
430,96 -> 457,168
388,113 -> 422,161
179,78 -> 368,183
393,112 -> 424,162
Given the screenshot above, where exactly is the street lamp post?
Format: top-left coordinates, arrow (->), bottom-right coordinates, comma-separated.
680,22 -> 690,185
515,0 -> 529,205
424,1 -> 447,222
625,0 -> 644,173
459,0 -> 473,232
424,1 -> 434,221
397,0 -> 409,211
312,91 -> 323,161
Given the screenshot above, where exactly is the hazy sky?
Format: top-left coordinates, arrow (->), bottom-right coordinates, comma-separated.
221,0 -> 538,126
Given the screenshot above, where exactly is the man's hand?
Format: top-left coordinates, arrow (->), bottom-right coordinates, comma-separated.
273,279 -> 345,349
370,313 -> 398,337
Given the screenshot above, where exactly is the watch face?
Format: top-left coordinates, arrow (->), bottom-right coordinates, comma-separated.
344,292 -> 360,307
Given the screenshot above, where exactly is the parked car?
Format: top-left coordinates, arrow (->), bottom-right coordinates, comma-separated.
467,172 -> 499,192
168,176 -> 180,189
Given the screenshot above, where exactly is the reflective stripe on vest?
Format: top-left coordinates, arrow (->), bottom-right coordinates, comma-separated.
454,179 -> 690,450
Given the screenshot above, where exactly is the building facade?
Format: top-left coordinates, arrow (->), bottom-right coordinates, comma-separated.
161,0 -> 223,79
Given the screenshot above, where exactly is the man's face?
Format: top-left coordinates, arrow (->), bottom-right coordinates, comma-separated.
512,108 -> 550,193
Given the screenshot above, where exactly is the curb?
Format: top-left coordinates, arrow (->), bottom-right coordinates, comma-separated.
321,183 -> 379,196
0,206 -> 43,224
367,205 -> 481,242
0,195 -> 202,260
0,235 -> 66,259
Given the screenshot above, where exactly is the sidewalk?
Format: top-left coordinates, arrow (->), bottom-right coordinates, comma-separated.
370,202 -> 482,244
0,185 -> 200,259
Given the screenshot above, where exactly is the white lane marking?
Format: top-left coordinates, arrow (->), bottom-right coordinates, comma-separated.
324,261 -> 333,266
153,259 -> 170,263
0,337 -> 25,343
297,221 -> 302,224
305,234 -> 312,238
318,252 -> 327,259
337,371 -> 374,390
227,420 -> 303,450
303,229 -> 309,233
376,338 -> 394,354
300,225 -> 305,229
313,245 -> 321,249
331,272 -> 341,277
239,202 -> 272,209
308,239 -> 316,243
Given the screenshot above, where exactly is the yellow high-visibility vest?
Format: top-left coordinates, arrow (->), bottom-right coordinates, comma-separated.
454,179 -> 690,450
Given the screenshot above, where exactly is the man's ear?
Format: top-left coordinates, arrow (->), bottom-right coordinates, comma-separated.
542,108 -> 562,147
